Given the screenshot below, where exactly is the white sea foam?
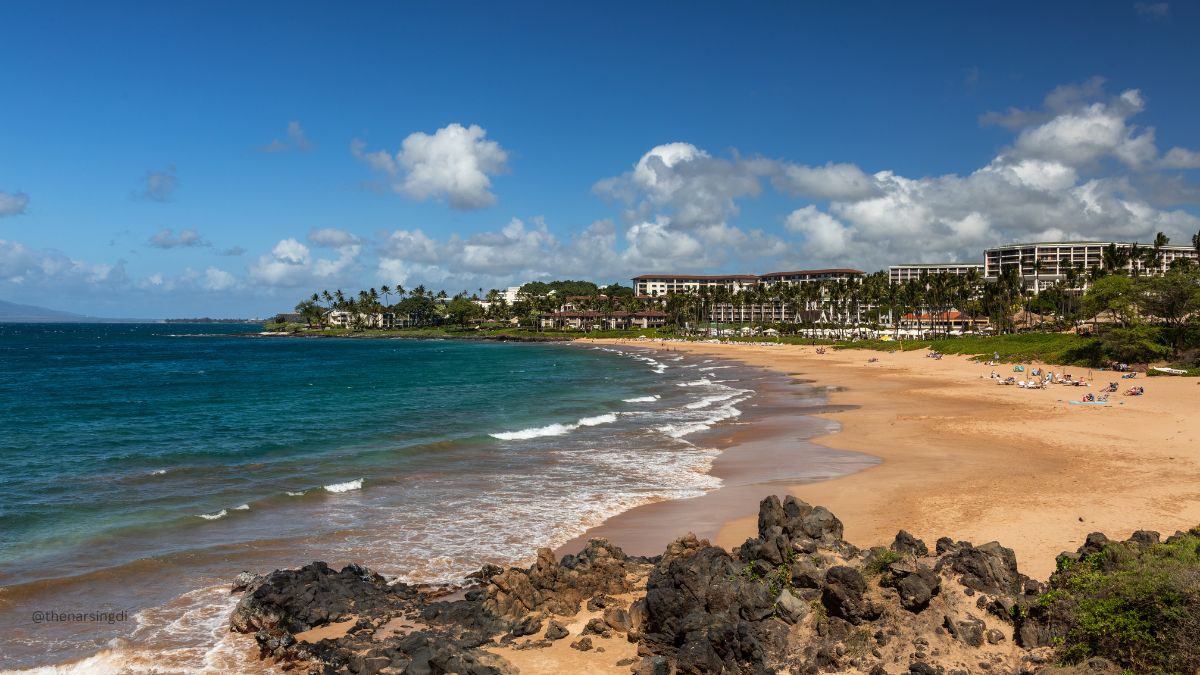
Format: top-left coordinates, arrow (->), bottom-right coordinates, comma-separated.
684,392 -> 741,409
233,504 -> 249,511
149,469 -> 167,476
324,478 -> 363,493
286,490 -> 306,496
578,413 -> 617,426
197,510 -> 226,520
698,365 -> 735,371
490,423 -> 575,440
623,395 -> 660,403
677,378 -> 714,387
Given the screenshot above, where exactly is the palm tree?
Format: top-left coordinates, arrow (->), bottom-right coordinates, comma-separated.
380,284 -> 392,308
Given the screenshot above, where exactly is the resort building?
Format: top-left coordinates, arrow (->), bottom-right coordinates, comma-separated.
888,263 -> 984,284
326,310 -> 402,329
984,241 -> 1199,291
630,274 -> 761,297
539,310 -> 667,331
631,269 -> 867,326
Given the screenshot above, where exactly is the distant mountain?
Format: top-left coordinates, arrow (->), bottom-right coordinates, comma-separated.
0,300 -> 92,322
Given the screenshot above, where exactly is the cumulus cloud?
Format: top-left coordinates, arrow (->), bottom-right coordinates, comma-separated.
594,142 -> 771,228
0,238 -> 126,286
1160,147 -> 1200,170
248,236 -> 361,288
0,190 -> 29,218
202,267 -> 236,291
372,213 -> 784,290
141,167 -> 178,202
352,123 -> 509,209
148,227 -> 207,249
772,162 -> 880,201
307,227 -> 360,248
259,121 -> 312,153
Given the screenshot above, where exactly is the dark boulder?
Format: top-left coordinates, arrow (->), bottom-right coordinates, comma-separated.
892,530 -> 929,557
822,566 -> 880,624
894,564 -> 940,612
545,620 -> 569,640
943,541 -> 1028,597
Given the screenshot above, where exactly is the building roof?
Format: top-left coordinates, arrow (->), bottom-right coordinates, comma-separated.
888,263 -> 983,269
759,268 -> 863,277
631,274 -> 761,281
985,241 -> 1199,251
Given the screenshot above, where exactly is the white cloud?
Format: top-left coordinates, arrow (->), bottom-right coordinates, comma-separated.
595,142 -> 769,229
148,227 -> 207,249
142,167 -> 178,202
0,238 -> 126,287
0,190 -> 29,217
307,227 -> 360,248
1160,147 -> 1200,169
203,267 -> 236,291
785,206 -> 852,259
772,162 -> 880,201
352,123 -> 509,209
248,237 -> 360,288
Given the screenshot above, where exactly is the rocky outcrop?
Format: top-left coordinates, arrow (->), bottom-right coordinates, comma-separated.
229,495 -> 1195,674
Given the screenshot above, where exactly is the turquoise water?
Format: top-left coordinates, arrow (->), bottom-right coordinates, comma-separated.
0,324 -> 755,670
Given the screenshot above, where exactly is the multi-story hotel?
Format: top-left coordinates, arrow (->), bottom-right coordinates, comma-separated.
888,263 -> 984,284
631,269 -> 862,296
983,241 -> 1199,291
630,274 -> 761,297
631,269 -> 865,325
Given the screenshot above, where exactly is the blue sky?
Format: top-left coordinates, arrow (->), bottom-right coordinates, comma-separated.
1,1 -> 1198,318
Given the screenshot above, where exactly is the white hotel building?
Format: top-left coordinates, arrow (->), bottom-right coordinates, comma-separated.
631,270 -> 865,325
888,263 -> 984,284
983,241 -> 1199,291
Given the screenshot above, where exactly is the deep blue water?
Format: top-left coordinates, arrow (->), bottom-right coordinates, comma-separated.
0,323 -> 754,670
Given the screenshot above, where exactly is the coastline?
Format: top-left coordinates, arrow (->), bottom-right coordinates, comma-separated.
580,338 -> 1200,580
555,355 -> 878,557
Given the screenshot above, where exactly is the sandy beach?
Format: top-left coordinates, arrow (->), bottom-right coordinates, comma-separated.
577,339 -> 1200,579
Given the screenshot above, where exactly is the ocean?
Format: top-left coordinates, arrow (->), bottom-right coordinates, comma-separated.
0,324 -> 759,671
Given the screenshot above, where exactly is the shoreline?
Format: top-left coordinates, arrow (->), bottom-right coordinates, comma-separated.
580,338 -> 1200,580
556,353 -> 878,557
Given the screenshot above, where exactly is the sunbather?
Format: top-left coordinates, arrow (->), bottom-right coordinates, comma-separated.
1124,386 -> 1144,396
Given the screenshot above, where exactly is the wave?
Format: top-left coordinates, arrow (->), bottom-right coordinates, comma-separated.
698,365 -> 735,371
233,504 -> 249,511
490,422 -> 575,441
324,478 -> 363,493
196,510 -> 226,521
286,490 -> 306,497
491,412 -> 619,440
578,413 -> 617,426
149,469 -> 167,476
623,395 -> 660,403
677,378 -> 714,387
684,392 -> 741,409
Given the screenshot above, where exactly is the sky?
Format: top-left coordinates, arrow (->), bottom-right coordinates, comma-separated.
1,1 -> 1199,318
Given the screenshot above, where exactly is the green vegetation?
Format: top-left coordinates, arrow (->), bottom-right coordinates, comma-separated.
831,333 -> 1102,366
1040,532 -> 1200,673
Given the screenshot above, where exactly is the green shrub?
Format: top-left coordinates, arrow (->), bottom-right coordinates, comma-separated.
1047,533 -> 1200,673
